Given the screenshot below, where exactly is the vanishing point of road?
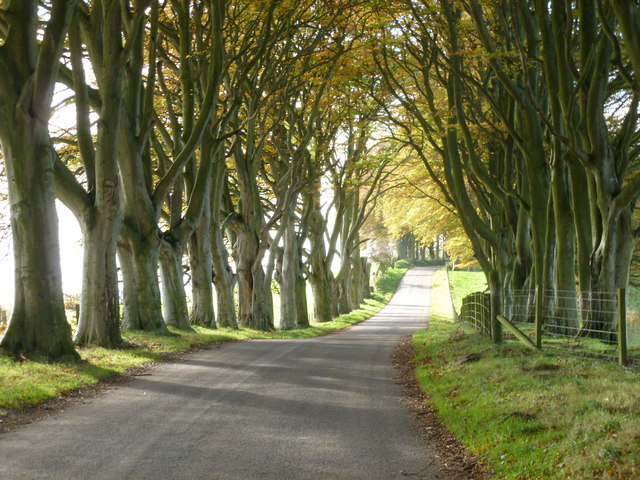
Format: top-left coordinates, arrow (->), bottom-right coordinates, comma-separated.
0,267 -> 446,479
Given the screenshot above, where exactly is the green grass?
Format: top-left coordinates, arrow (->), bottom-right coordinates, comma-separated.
447,269 -> 487,314
0,266 -> 407,416
414,268 -> 640,479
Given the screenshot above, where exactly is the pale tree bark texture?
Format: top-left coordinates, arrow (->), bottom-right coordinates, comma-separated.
53,0 -> 127,348
0,0 -> 78,359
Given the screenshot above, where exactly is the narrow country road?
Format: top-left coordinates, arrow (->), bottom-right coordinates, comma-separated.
0,267 -> 445,480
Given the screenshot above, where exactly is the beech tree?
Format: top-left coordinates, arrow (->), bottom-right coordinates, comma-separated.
466,0 -> 640,337
152,0 -> 227,330
0,0 -> 79,359
373,0 -> 639,342
222,0 -> 350,330
115,0 -> 225,332
54,0 -> 143,347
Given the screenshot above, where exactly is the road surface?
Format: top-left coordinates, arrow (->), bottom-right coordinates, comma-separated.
0,267 -> 445,479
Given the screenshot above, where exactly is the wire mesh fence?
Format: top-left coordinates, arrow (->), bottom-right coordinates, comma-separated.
456,284 -> 640,367
510,289 -> 623,362
459,291 -> 491,337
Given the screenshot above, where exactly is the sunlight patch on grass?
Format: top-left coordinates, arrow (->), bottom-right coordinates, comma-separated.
447,269 -> 487,314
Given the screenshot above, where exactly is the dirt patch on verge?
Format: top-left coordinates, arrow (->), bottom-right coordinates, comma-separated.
393,337 -> 491,480
0,342 -> 224,435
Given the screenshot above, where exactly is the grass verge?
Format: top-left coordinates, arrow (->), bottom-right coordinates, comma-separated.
447,269 -> 487,314
0,266 -> 408,416
414,268 -> 640,480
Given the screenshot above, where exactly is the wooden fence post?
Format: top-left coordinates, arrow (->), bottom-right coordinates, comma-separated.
535,286 -> 543,349
618,288 -> 628,367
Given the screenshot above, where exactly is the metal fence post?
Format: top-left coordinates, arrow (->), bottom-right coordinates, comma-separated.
618,288 -> 628,366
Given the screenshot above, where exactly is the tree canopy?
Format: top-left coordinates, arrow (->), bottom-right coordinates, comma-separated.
0,0 -> 638,358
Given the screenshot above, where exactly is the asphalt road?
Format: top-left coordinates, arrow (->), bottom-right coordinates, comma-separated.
0,267 -> 445,480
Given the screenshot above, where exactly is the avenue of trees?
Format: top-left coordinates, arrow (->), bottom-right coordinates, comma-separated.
0,0 -> 399,359
0,0 -> 638,359
373,0 -> 640,342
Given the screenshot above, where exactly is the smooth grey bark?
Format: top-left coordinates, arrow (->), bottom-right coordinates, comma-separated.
118,235 -> 166,331
188,203 -> 216,328
360,257 -> 372,301
350,247 -> 363,309
279,220 -> 299,330
336,193 -> 355,315
156,173 -> 193,331
273,228 -> 308,329
115,0 -> 167,333
210,166 -> 237,328
309,269 -> 337,323
338,269 -> 354,315
0,126 -> 77,359
75,205 -> 122,346
549,153 -> 578,332
0,0 -> 78,359
55,2 -> 126,347
295,265 -> 310,328
211,227 -> 238,328
230,213 -> 274,331
569,164 -> 593,319
159,239 -> 192,330
305,177 -> 338,323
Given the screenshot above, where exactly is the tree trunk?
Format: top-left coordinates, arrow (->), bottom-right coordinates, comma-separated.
209,159 -> 236,328
350,248 -> 364,308
233,220 -> 274,330
308,242 -> 337,324
360,257 -> 372,300
550,160 -> 579,334
118,235 -> 168,332
251,265 -> 274,331
569,164 -> 593,319
295,273 -> 310,328
72,52 -> 124,347
309,270 -> 337,323
0,126 -> 78,360
0,0 -> 78,359
488,269 -> 503,344
235,224 -> 258,328
584,211 -> 635,342
188,217 -> 216,328
211,227 -> 237,328
159,240 -> 193,330
279,222 -> 298,330
75,207 -> 122,347
338,268 -> 354,315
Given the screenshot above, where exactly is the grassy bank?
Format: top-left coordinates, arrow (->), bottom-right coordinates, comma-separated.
414,269 -> 640,479
447,269 -> 487,314
0,266 -> 407,416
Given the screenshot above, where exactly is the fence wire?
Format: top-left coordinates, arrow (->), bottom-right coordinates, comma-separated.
457,285 -> 640,366
459,292 -> 491,337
